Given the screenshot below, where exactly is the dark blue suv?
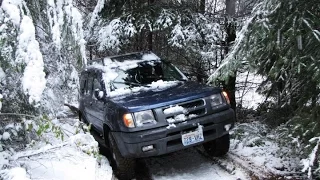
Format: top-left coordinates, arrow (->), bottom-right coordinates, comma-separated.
79,52 -> 235,180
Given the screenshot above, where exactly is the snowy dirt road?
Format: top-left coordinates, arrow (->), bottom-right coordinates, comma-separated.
143,147 -> 249,180
99,136 -> 250,180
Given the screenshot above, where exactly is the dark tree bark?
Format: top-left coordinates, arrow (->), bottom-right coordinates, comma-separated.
148,0 -> 154,51
225,0 -> 237,114
200,0 -> 206,13
148,31 -> 153,51
226,0 -> 235,15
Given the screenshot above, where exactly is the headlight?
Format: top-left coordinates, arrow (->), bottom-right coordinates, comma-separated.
134,110 -> 156,127
209,94 -> 224,108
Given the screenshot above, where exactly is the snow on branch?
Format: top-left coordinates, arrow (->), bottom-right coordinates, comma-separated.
1,0 -> 21,26
17,16 -> 46,104
301,137 -> 320,179
47,0 -> 87,66
207,15 -> 255,83
88,0 -> 107,29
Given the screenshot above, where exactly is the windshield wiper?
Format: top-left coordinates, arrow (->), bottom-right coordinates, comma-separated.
111,81 -> 151,88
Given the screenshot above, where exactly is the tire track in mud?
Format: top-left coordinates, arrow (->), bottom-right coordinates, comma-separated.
196,147 -> 305,180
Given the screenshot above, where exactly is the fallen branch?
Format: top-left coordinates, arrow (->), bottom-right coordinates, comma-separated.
12,142 -> 69,160
0,113 -> 37,119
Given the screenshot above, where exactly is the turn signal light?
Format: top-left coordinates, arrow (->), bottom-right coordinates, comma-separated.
222,91 -> 230,105
123,113 -> 135,128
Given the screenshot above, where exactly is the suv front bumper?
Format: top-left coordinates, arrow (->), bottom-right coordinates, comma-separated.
112,108 -> 235,158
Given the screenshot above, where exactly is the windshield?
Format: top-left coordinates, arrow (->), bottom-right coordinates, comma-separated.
110,61 -> 185,90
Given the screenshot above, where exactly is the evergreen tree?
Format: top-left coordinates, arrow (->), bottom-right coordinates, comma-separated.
0,0 -> 86,115
229,0 -> 320,112
213,0 -> 320,177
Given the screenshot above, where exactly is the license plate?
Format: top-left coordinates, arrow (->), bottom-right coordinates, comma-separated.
181,128 -> 204,146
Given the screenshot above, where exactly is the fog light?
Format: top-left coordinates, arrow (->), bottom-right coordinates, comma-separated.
142,145 -> 154,152
224,124 -> 232,131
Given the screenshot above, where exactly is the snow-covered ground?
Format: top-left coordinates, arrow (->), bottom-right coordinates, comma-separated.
148,148 -> 249,180
229,122 -> 302,178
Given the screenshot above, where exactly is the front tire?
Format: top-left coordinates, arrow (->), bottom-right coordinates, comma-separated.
108,132 -> 136,180
203,133 -> 230,157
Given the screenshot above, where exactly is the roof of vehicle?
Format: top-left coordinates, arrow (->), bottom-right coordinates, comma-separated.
87,51 -> 161,66
82,51 -> 163,79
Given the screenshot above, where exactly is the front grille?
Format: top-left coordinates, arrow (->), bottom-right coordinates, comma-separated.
162,99 -> 207,122
180,100 -> 204,109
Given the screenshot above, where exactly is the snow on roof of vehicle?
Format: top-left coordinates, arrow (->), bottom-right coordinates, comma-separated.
86,51 -> 161,78
87,51 -> 160,67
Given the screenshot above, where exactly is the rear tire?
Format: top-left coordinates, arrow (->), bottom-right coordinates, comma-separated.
79,112 -> 88,124
108,132 -> 136,180
203,133 -> 230,157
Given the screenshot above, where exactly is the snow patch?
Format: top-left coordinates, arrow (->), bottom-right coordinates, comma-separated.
0,167 -> 30,180
1,0 -> 21,26
69,133 -> 99,155
109,80 -> 178,97
166,123 -> 177,129
142,53 -> 160,61
2,132 -> 11,140
164,105 -> 187,115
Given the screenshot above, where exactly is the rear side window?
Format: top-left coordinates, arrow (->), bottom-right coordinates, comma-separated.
86,76 -> 93,95
80,73 -> 87,95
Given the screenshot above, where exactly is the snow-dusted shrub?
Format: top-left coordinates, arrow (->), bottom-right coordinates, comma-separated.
69,133 -> 99,157
276,107 -> 320,179
0,120 -> 26,152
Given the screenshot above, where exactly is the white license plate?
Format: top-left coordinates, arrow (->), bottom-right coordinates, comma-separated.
181,128 -> 204,146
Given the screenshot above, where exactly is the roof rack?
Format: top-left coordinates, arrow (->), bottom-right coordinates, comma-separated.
88,51 -> 156,66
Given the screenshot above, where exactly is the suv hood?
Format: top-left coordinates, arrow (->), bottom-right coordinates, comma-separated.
112,81 -> 221,112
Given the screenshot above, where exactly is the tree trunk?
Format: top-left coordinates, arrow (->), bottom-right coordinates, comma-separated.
148,31 -> 153,51
225,0 -> 237,114
200,0 -> 206,13
148,0 -> 154,51
226,0 -> 235,15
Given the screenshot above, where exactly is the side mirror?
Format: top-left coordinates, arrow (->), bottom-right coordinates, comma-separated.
94,89 -> 104,100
